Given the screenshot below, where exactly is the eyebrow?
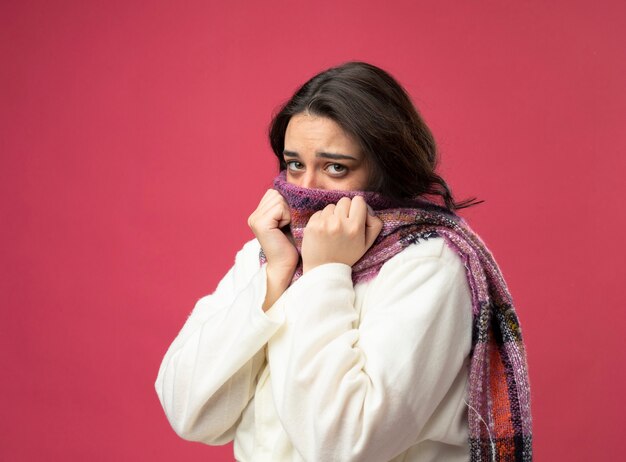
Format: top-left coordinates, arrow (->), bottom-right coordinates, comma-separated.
283,150 -> 358,161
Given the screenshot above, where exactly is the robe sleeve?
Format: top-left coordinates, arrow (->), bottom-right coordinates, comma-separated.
154,239 -> 285,444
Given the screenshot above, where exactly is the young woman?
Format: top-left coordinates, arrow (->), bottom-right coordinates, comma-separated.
155,62 -> 532,462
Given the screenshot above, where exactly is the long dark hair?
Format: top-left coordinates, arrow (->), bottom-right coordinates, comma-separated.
268,61 -> 481,211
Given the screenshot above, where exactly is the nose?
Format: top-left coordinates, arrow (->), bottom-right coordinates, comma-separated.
301,172 -> 322,189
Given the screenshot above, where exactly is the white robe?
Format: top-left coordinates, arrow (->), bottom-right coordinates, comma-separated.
155,236 -> 473,462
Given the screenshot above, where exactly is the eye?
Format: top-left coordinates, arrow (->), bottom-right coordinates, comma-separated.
326,164 -> 347,175
286,160 -> 304,171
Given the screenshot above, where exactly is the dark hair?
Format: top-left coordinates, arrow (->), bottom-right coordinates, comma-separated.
268,61 -> 481,211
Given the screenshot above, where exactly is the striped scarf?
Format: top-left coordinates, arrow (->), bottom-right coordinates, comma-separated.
261,171 -> 532,462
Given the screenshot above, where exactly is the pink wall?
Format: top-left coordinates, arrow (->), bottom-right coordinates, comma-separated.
2,1 -> 624,460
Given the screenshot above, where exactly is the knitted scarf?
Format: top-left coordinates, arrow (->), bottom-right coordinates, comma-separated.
260,171 -> 532,462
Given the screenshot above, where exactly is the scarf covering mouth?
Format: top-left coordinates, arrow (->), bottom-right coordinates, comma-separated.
259,170 -> 533,461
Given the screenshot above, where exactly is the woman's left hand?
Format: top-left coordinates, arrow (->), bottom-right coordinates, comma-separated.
302,196 -> 383,274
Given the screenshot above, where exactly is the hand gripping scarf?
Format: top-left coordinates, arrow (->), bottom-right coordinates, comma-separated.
260,171 -> 532,462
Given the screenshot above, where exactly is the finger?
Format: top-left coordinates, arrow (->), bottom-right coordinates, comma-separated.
258,189 -> 282,211
307,210 -> 323,225
334,197 -> 352,217
348,195 -> 367,224
276,202 -> 291,228
266,192 -> 291,227
256,189 -> 273,208
250,191 -> 275,226
321,203 -> 336,217
257,192 -> 292,228
364,213 -> 383,249
259,190 -> 288,213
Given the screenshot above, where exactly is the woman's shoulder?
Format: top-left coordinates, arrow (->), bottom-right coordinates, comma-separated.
381,236 -> 463,271
239,237 -> 261,255
233,237 -> 262,265
209,238 -> 262,289
368,236 -> 467,291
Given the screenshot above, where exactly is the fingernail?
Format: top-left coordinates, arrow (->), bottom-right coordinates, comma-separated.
367,205 -> 375,216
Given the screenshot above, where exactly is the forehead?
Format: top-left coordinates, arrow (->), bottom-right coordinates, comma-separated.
285,113 -> 361,153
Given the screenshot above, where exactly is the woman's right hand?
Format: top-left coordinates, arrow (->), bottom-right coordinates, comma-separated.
248,190 -> 299,310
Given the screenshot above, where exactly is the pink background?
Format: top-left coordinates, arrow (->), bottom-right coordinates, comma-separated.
2,1 -> 625,460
